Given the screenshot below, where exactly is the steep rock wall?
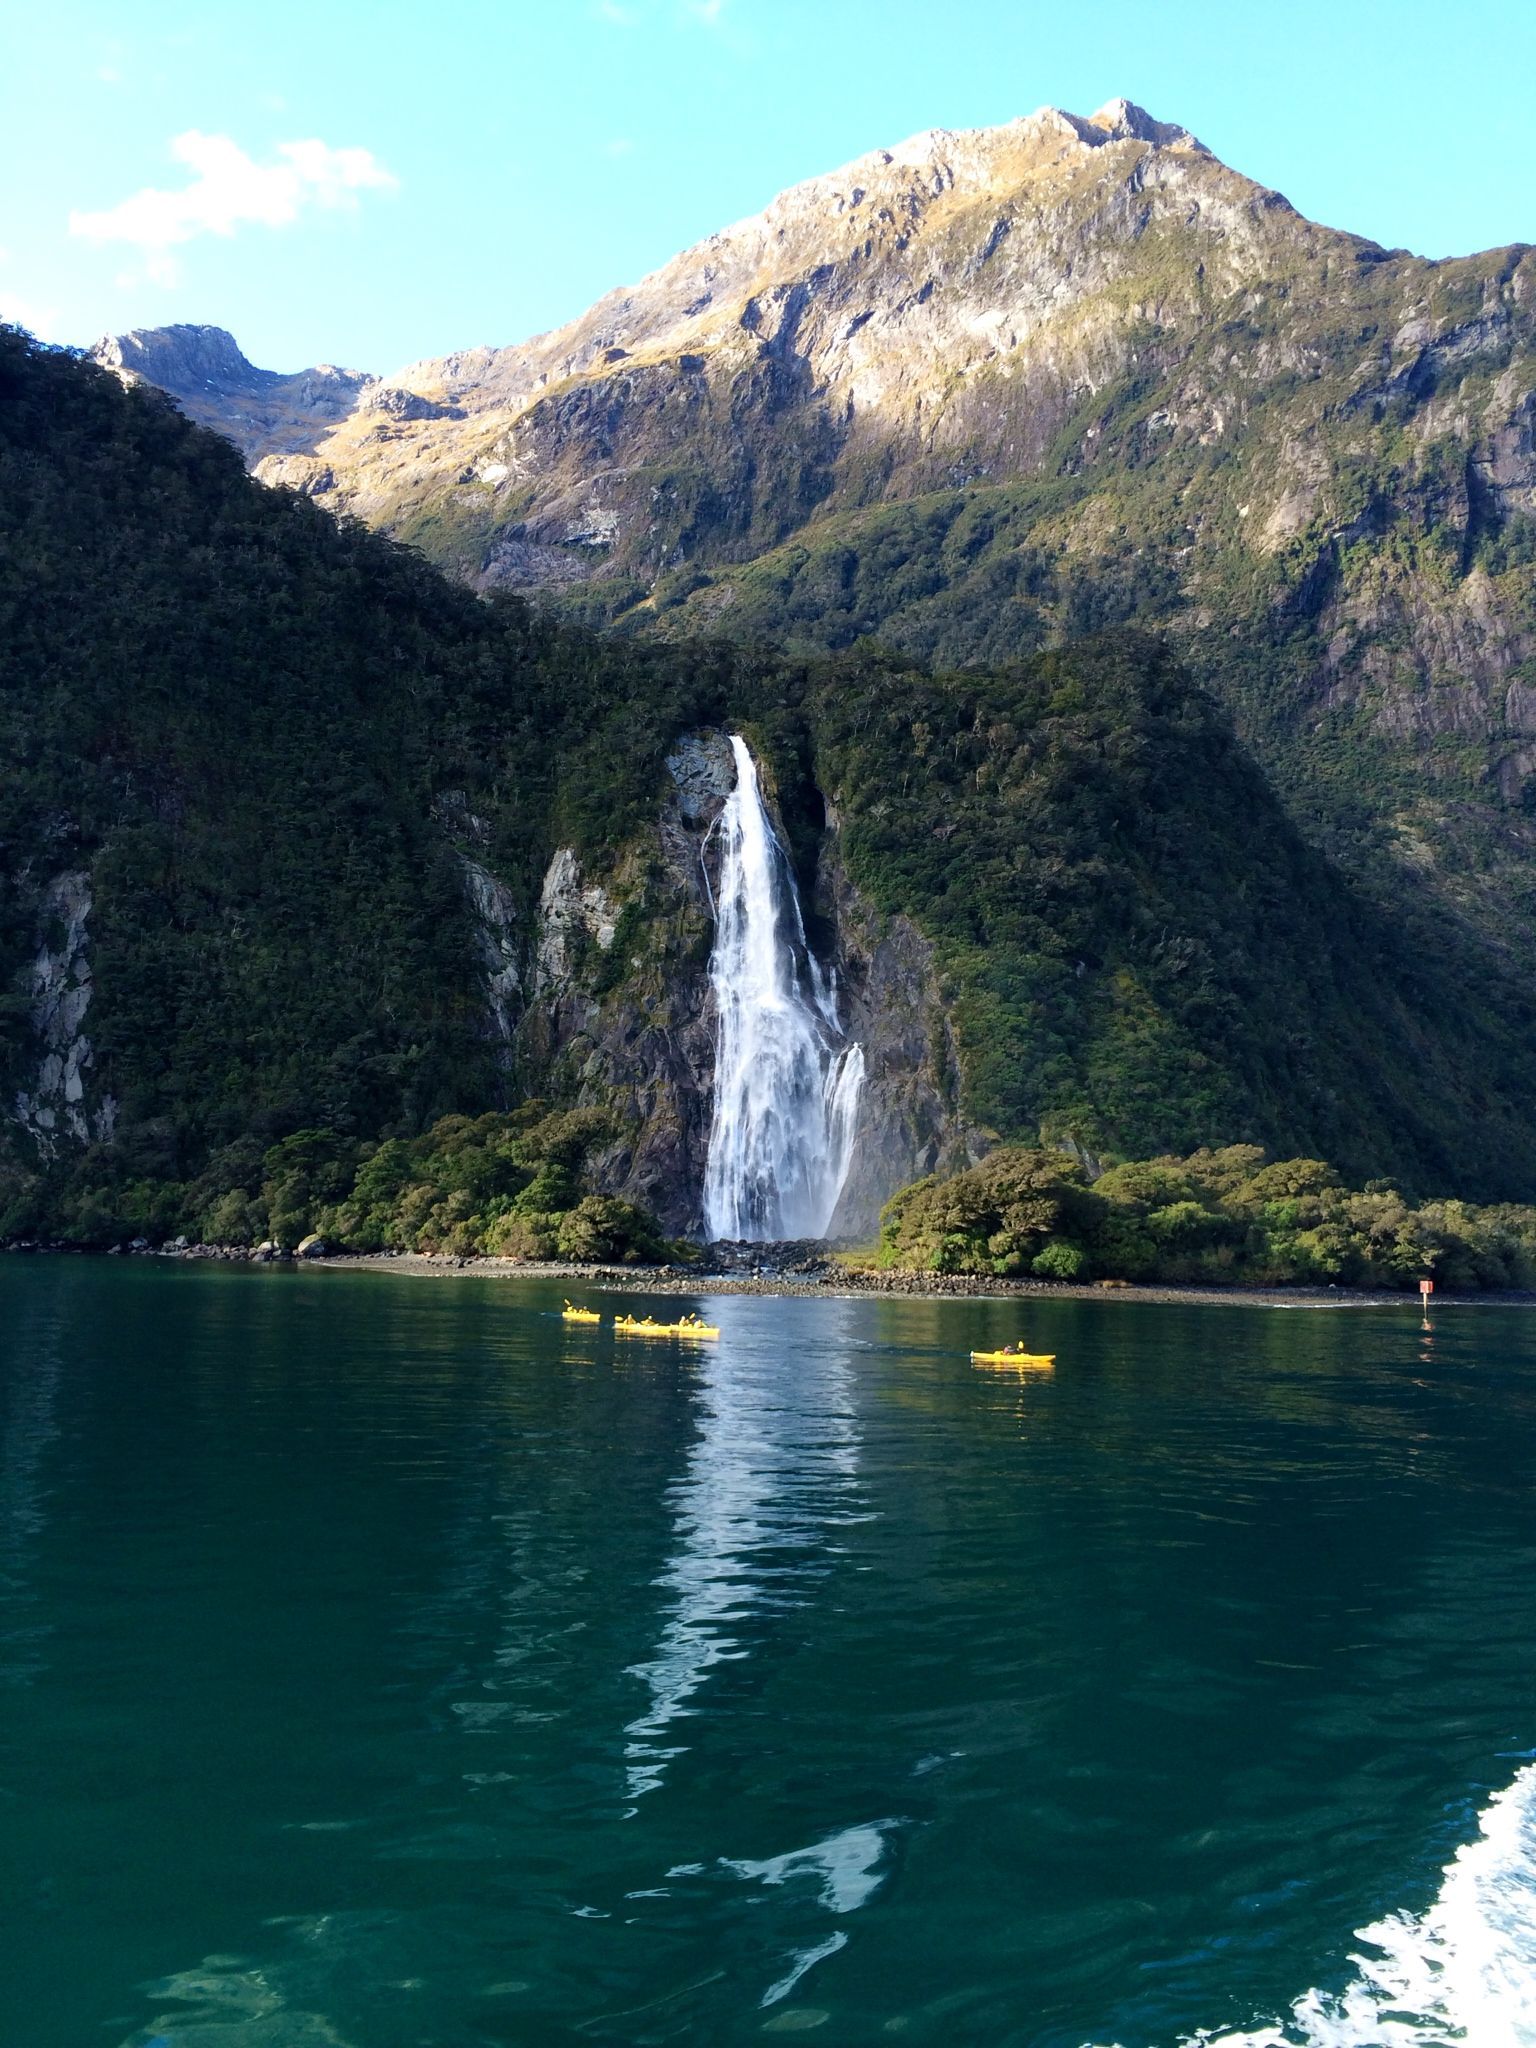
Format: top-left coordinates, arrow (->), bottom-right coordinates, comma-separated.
512,729 -> 978,1237
9,870 -> 116,1153
514,732 -> 725,1232
815,830 -> 987,1236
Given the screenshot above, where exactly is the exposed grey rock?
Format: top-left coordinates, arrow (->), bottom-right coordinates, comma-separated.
92,324 -> 274,394
254,454 -> 336,496
514,749 -> 723,1231
90,323 -> 377,463
458,855 -> 522,1053
477,537 -> 592,589
11,870 -> 115,1152
533,849 -> 618,991
358,385 -> 457,422
1481,379 -> 1536,518
664,729 -> 736,827
816,836 -> 986,1238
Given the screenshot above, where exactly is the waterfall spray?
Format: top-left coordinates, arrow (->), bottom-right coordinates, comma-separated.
702,737 -> 864,1242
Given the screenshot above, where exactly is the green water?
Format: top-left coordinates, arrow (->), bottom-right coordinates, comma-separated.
3,1259 -> 1535,2048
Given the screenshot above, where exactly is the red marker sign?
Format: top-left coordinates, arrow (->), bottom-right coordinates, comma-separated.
1420,1279 -> 1434,1297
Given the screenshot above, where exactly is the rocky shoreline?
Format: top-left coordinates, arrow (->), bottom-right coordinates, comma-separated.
8,1233 -> 1523,1312
311,1253 -> 1528,1311
9,1228 -> 1531,1310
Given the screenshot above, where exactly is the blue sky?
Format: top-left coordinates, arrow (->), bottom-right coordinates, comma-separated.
4,0 -> 1533,374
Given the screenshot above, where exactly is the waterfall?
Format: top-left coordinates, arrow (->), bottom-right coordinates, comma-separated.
701,736 -> 865,1242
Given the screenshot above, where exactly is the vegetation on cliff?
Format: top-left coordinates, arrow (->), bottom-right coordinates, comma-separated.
800,637 -> 1536,1194
0,1106 -> 666,1261
878,1145 -> 1536,1292
7,327 -> 1536,1247
0,327 -> 714,1237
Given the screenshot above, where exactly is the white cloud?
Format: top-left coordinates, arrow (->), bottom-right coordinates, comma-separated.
594,0 -> 730,23
0,290 -> 61,340
69,131 -> 398,285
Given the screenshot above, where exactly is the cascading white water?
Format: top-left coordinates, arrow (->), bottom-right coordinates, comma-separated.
702,736 -> 865,1242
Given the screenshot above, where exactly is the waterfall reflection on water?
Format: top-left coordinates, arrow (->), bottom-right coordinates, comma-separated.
619,1304 -> 902,2011
701,735 -> 864,1243
622,1303 -> 866,1809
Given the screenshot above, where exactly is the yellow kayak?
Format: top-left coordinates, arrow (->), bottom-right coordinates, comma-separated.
562,1301 -> 601,1324
614,1314 -> 720,1340
971,1349 -> 1055,1367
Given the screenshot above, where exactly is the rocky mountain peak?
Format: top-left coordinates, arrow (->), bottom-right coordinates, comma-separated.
87,98 -> 1222,450
716,99 -> 1209,251
90,324 -> 376,464
348,97 -> 1275,435
1082,97 -> 1207,150
87,99 -> 1521,681
91,322 -> 274,396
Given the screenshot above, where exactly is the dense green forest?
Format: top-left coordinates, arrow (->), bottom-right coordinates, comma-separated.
877,1143 -> 1536,1293
800,639 -> 1536,1191
0,326 -> 718,1242
152,1108 -> 664,1263
6,326 -> 1536,1248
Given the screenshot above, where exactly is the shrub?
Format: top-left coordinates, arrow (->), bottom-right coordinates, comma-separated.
1032,1240 -> 1089,1281
880,1141 -> 1536,1293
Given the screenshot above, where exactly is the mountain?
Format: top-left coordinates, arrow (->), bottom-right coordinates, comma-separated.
93,99 -> 1536,978
96,100 -> 1310,583
10,327 -> 1536,1251
92,323 -> 378,466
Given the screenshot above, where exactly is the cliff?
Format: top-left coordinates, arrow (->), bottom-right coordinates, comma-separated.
515,729 -> 980,1237
90,323 -> 378,466
9,328 -> 1536,1249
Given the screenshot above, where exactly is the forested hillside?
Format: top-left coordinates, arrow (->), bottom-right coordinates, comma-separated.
5,327 -> 1536,1247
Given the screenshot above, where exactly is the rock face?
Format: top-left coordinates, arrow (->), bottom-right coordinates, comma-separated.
459,855 -> 522,1059
11,871 -> 115,1151
816,839 -> 984,1236
514,743 -> 722,1233
511,728 -> 976,1237
90,325 -> 377,463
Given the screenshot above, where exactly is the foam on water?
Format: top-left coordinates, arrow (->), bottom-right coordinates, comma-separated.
1090,1762 -> 1536,2048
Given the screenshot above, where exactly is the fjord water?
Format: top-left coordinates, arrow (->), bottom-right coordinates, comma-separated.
702,736 -> 864,1243
4,1262 -> 1536,2048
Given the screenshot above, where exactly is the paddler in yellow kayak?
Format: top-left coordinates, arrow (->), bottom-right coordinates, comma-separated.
971,1339 -> 1055,1365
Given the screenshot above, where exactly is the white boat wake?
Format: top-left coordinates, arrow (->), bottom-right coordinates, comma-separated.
1090,1761 -> 1536,2048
